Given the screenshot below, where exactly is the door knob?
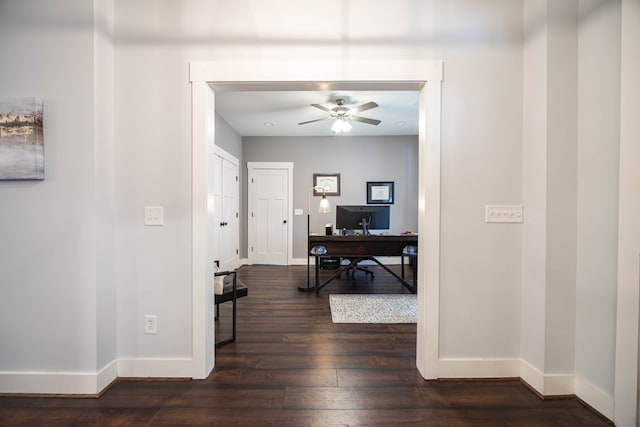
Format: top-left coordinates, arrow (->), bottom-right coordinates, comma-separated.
283,220 -> 287,224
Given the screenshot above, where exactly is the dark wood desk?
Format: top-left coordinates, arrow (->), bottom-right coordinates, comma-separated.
308,234 -> 418,293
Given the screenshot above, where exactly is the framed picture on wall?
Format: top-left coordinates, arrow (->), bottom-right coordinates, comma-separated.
313,173 -> 340,196
0,97 -> 44,180
367,181 -> 394,204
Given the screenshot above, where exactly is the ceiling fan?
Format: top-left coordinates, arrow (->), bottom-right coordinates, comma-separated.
297,98 -> 381,131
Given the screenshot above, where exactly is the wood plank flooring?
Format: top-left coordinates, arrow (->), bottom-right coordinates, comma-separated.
0,264 -> 612,426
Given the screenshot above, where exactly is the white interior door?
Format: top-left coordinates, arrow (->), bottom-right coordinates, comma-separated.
209,151 -> 222,268
248,163 -> 292,265
220,157 -> 239,271
209,147 -> 240,272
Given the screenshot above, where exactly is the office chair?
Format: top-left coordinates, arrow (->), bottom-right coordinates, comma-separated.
344,257 -> 375,280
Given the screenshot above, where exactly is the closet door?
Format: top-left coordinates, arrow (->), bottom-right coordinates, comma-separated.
209,151 -> 223,269
209,149 -> 239,272
219,157 -> 239,271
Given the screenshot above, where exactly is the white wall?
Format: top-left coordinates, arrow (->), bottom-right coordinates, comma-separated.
575,0 -> 621,417
521,2 -> 623,412
615,0 -> 640,424
520,1 -> 625,418
113,0 -> 525,369
432,0 -> 524,360
114,2 -> 195,367
522,0 -> 580,393
0,0 -> 117,392
95,0 -> 117,378
521,0 -> 549,374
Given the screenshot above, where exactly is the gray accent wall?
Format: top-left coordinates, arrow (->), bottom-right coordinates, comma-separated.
242,135 -> 418,259
214,113 -> 242,160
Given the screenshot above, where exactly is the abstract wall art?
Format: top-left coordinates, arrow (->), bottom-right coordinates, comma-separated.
0,97 -> 44,180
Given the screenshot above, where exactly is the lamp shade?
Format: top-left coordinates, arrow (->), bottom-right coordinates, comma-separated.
318,196 -> 331,213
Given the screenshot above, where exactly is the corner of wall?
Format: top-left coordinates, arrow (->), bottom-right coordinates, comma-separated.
0,359 -> 118,396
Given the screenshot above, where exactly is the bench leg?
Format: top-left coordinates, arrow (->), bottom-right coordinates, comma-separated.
215,274 -> 239,347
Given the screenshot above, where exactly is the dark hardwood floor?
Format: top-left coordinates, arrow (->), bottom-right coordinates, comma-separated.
0,264 -> 611,426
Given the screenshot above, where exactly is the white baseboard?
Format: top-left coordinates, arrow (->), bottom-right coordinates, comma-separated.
117,357 -> 192,378
520,359 -> 574,396
0,358 -> 192,395
0,359 -> 117,395
575,375 -> 614,420
97,359 -> 118,392
437,358 -> 522,378
0,356 -> 613,423
437,358 -> 613,421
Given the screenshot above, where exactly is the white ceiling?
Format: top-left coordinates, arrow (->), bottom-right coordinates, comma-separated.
214,90 -> 420,137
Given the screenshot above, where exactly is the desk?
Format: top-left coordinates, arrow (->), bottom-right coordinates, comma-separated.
308,234 -> 418,293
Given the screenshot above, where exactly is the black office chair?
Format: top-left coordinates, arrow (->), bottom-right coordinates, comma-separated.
214,269 -> 248,347
344,257 -> 375,280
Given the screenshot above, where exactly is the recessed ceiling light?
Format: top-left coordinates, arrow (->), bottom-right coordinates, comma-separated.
396,121 -> 406,126
264,121 -> 274,127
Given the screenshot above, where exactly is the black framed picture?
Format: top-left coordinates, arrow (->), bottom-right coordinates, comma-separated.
367,181 -> 394,204
313,173 -> 341,196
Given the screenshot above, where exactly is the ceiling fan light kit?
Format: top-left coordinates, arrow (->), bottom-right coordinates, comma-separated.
298,98 -> 381,134
331,118 -> 352,134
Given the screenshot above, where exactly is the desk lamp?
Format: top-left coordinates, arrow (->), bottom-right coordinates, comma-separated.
298,186 -> 331,292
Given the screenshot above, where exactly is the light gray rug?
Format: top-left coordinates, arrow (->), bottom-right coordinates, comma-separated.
329,294 -> 417,324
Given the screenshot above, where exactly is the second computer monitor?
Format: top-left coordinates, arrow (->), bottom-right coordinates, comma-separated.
336,205 -> 390,233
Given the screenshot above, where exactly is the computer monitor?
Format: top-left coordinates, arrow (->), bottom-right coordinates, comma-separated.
336,205 -> 390,234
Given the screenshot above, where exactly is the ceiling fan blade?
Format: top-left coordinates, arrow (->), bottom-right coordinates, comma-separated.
351,116 -> 381,125
298,118 -> 327,125
311,103 -> 332,113
349,101 -> 378,114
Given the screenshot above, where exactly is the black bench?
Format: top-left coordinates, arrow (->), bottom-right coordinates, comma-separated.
214,270 -> 248,347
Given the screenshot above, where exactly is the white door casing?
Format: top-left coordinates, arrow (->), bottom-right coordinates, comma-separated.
190,59 -> 443,382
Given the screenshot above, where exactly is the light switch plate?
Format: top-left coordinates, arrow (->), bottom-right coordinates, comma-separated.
144,206 -> 164,226
294,209 -> 304,216
485,205 -> 523,223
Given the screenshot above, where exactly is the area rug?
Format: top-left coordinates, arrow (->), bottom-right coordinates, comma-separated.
329,294 -> 417,324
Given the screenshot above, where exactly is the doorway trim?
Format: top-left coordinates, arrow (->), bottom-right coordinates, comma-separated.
190,59 -> 443,379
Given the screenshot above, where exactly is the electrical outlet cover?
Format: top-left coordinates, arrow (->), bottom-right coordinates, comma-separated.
144,207 -> 164,226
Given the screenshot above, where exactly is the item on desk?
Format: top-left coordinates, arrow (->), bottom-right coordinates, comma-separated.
325,223 -> 333,236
